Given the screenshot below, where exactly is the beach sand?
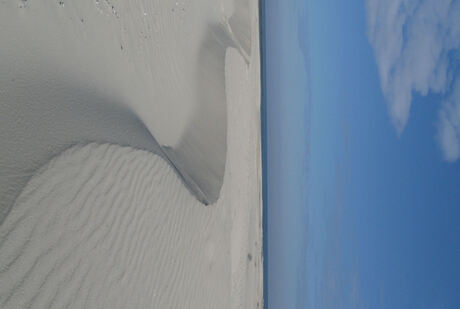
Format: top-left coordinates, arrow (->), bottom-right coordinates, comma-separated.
0,0 -> 262,308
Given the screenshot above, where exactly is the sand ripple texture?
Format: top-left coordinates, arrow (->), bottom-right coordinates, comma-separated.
0,44 -> 262,309
0,0 -> 262,307
0,142 -> 261,309
0,0 -> 254,220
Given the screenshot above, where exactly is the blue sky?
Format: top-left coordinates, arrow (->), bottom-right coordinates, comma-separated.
264,0 -> 460,308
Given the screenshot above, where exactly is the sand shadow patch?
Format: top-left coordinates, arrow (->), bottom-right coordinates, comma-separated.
0,78 -> 164,224
0,0 -> 254,216
162,23 -> 233,205
162,2 -> 253,205
229,0 -> 252,58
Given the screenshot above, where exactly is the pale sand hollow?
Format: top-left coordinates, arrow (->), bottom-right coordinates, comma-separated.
0,0 -> 262,308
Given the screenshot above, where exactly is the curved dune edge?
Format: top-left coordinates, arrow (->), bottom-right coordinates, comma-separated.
0,0 -> 263,306
228,0 -> 253,60
0,28 -> 263,307
0,0 -> 254,222
0,143 -> 225,308
0,139 -> 262,308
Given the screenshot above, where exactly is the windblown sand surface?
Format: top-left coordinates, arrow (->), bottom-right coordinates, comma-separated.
0,0 -> 262,308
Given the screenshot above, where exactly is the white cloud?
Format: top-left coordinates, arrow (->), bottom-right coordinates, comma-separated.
366,0 -> 460,135
437,79 -> 460,161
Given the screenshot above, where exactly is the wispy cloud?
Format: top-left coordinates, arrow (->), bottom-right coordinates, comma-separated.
438,79 -> 460,161
366,0 -> 460,160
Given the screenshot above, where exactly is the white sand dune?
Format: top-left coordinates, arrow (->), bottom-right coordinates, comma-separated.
0,0 -> 262,308
0,141 -> 260,309
0,0 -> 257,218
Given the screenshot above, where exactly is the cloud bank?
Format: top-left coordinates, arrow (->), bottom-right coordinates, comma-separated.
366,0 -> 460,160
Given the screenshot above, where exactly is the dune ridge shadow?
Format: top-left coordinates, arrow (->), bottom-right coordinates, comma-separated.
162,0 -> 253,205
163,23 -> 234,205
0,79 -> 168,224
0,0 -> 254,224
229,0 -> 252,58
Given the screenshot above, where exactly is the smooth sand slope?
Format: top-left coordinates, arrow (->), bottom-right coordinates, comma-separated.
0,0 -> 262,308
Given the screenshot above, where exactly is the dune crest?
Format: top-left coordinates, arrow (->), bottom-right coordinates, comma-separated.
0,143 -> 228,308
0,0 -> 262,307
0,0 -> 253,220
